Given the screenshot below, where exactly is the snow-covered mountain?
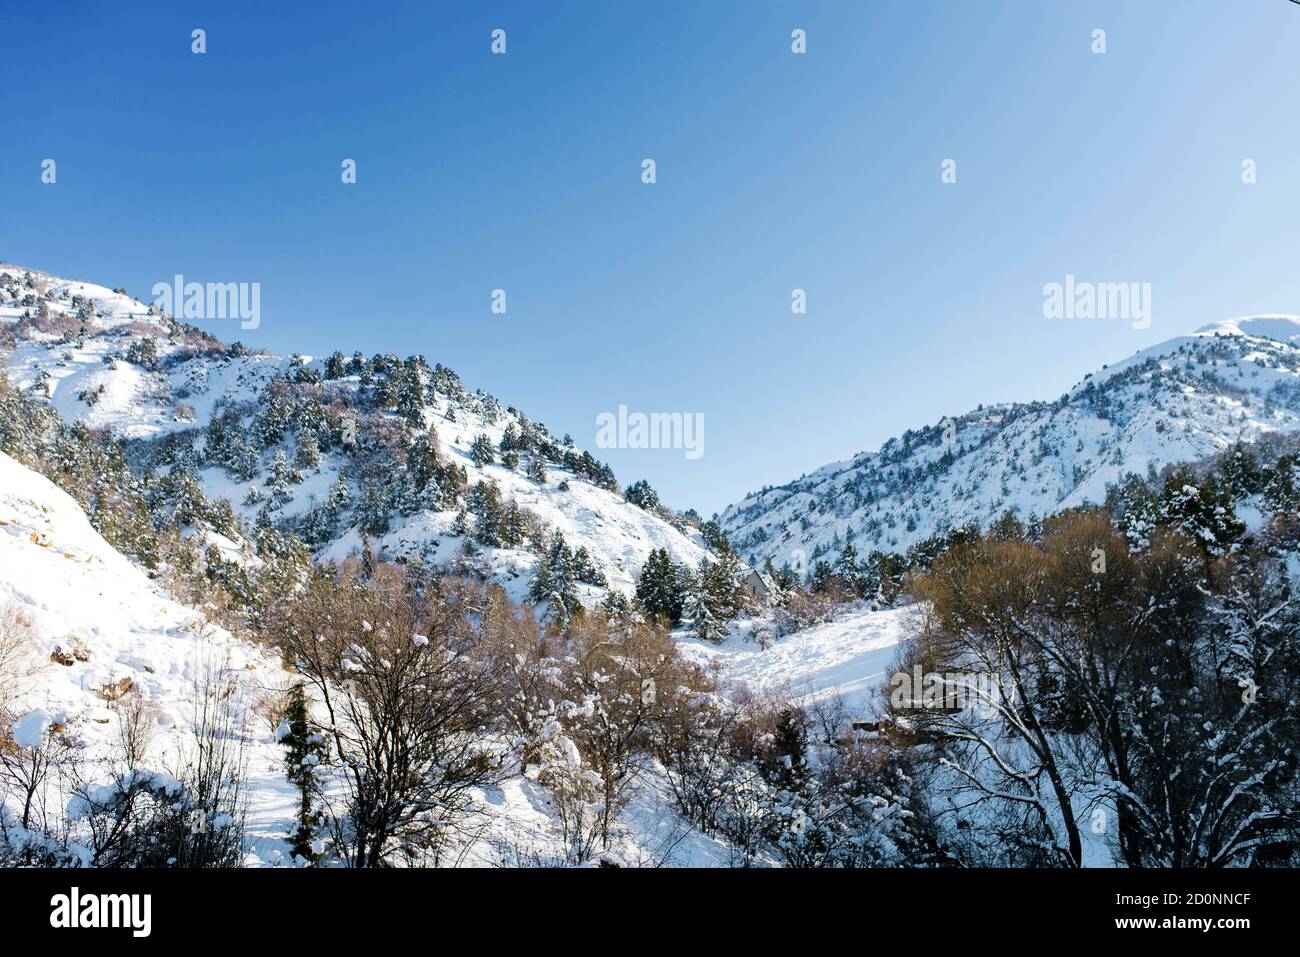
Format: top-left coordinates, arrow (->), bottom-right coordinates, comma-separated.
0,444 -> 745,866
0,446 -> 299,863
0,264 -> 710,604
721,315 -> 1300,571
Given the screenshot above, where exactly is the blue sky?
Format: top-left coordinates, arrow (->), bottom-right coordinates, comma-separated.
3,1 -> 1299,515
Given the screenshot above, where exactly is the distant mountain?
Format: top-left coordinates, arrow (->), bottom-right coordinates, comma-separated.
0,264 -> 710,607
721,315 -> 1300,572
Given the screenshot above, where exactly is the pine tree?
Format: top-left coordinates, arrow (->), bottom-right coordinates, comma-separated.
396,366 -> 426,427
600,589 -> 633,623
466,481 -> 504,546
624,479 -> 660,511
266,450 -> 301,505
1263,455 -> 1299,515
294,433 -> 321,471
469,433 -> 495,467
701,519 -> 732,554
572,545 -> 606,586
763,709 -> 810,793
227,435 -> 261,482
530,532 -> 579,625
810,560 -> 834,594
280,683 -> 326,862
529,548 -> 555,603
636,548 -> 684,624
835,541 -> 865,597
500,423 -> 519,452
527,455 -> 548,485
360,535 -> 376,579
1159,469 -> 1245,566
501,501 -> 529,547
683,564 -> 726,643
707,548 -> 744,618
358,482 -> 390,535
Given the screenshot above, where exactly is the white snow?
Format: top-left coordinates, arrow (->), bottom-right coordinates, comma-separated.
10,708 -> 57,749
724,314 -> 1300,567
1,263 -> 712,603
680,605 -> 914,711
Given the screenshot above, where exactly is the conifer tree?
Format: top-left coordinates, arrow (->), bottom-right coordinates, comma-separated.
683,564 -> 726,643
810,560 -> 834,594
294,433 -> 321,471
572,545 -> 607,586
835,541 -> 865,597
280,683 -> 327,862
624,479 -> 660,511
701,519 -> 732,555
227,435 -> 260,482
469,433 -> 495,467
527,455 -> 548,485
707,548 -> 744,618
266,450 -> 300,505
358,482 -> 390,535
396,366 -> 426,427
530,532 -> 580,624
636,548 -> 684,624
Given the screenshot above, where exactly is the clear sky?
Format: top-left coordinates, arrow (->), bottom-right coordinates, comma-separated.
3,1 -> 1299,516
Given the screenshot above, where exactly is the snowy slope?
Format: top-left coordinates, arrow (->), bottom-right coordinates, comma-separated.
722,316 -> 1300,570
679,605 -> 914,711
0,449 -> 731,866
0,448 -> 303,863
0,264 -> 711,601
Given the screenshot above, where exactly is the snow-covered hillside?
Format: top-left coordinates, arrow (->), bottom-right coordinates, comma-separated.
0,264 -> 710,604
0,448 -> 300,863
722,315 -> 1300,571
680,604 -> 915,711
0,448 -> 741,865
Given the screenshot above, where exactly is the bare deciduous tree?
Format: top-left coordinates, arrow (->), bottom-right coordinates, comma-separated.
271,565 -> 506,867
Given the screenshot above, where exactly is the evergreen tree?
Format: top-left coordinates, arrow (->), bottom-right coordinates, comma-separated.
499,423 -> 519,452
572,545 -> 607,586
227,435 -> 260,482
600,589 -> 633,623
683,564 -> 726,643
810,559 -> 834,594
395,366 -> 426,427
469,433 -> 495,466
1263,455 -> 1300,515
266,450 -> 301,505
280,683 -> 326,862
706,548 -> 745,619
294,433 -> 321,471
1159,469 -> 1245,566
636,548 -> 685,624
701,519 -> 732,555
527,455 -> 548,485
835,541 -> 865,597
358,482 -> 391,535
465,481 -> 504,546
500,501 -> 529,547
624,479 -> 660,511
1222,443 -> 1265,497
529,532 -> 579,626
763,709 -> 810,793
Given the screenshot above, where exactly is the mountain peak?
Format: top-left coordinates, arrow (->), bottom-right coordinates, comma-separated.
723,312 -> 1300,568
1193,314 -> 1300,343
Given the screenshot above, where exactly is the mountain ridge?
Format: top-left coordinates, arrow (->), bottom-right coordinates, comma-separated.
721,314 -> 1300,572
0,263 -> 711,609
